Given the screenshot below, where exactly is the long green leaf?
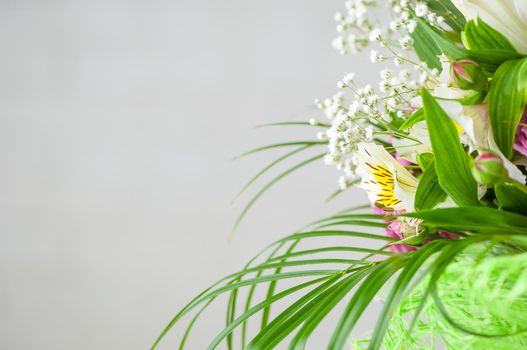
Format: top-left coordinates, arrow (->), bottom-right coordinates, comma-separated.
399,108 -> 424,130
267,246 -> 394,262
414,159 -> 447,210
260,241 -> 299,331
423,0 -> 466,33
367,241 -> 448,350
410,21 -> 442,70
421,89 -> 479,206
404,207 -> 527,234
462,18 -> 517,51
245,273 -> 347,349
495,182 -> 527,215
208,277 -> 330,350
288,268 -> 374,349
488,57 -> 527,158
329,256 -> 408,349
232,145 -> 312,203
232,141 -> 326,160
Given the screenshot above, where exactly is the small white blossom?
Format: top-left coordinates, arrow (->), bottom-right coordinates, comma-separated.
394,57 -> 405,66
334,12 -> 345,21
364,125 -> 374,140
415,3 -> 428,17
370,49 -> 386,63
343,72 -> 356,84
399,69 -> 411,81
399,35 -> 413,50
380,68 -> 392,80
407,20 -> 418,33
369,28 -> 382,42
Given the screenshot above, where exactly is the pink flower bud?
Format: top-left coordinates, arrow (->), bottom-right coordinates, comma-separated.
451,60 -> 487,91
472,151 -> 509,186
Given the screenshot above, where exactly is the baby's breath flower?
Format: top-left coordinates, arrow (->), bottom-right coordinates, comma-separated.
369,28 -> 382,42
415,3 -> 428,17
370,49 -> 386,62
407,20 -> 417,33
399,35 -> 413,50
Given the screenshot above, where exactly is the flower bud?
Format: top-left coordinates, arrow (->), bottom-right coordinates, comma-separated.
472,151 -> 509,186
451,60 -> 487,91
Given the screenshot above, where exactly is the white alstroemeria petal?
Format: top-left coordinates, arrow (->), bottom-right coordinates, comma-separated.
355,143 -> 418,211
393,123 -> 433,163
390,166 -> 417,211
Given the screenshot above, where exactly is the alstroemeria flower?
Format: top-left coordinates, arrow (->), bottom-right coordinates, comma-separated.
451,0 -> 527,54
355,143 -> 419,211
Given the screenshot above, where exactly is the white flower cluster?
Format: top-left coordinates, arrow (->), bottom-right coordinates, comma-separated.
332,0 -> 376,55
319,0 -> 446,189
332,0 -> 445,55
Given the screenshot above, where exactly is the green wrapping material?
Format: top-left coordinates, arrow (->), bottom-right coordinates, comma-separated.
353,247 -> 527,349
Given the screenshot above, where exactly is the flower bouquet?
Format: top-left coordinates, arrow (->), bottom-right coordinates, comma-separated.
152,0 -> 527,349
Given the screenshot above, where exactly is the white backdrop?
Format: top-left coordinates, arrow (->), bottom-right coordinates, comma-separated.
0,1 -> 376,349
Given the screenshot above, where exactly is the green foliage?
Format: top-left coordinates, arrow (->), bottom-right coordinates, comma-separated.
423,0 -> 466,34
416,152 -> 434,170
399,108 -> 424,130
462,18 -> 517,52
405,206 -> 527,234
421,89 -> 479,206
414,159 -> 447,210
488,58 -> 527,159
495,182 -> 527,215
412,20 -> 524,73
410,22 -> 443,70
353,245 -> 527,350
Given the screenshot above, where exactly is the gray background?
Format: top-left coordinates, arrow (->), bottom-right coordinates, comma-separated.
0,1 -> 374,349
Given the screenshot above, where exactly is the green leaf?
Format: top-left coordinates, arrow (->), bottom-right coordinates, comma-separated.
495,182 -> 527,215
416,152 -> 434,170
266,246 -> 394,262
412,20 -> 523,74
423,0 -> 466,33
368,240 -> 448,350
416,20 -> 468,61
399,108 -> 424,130
408,238 -> 478,333
468,49 -> 524,73
488,57 -> 527,158
421,89 -> 479,206
260,242 -> 299,330
329,256 -> 408,350
414,159 -> 447,210
232,141 -> 326,160
404,207 -> 527,234
209,277 -> 330,350
232,145 -> 312,203
241,242 -> 287,348
245,273 -> 347,349
462,18 -> 517,52
410,22 -> 443,70
287,268 -> 374,349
